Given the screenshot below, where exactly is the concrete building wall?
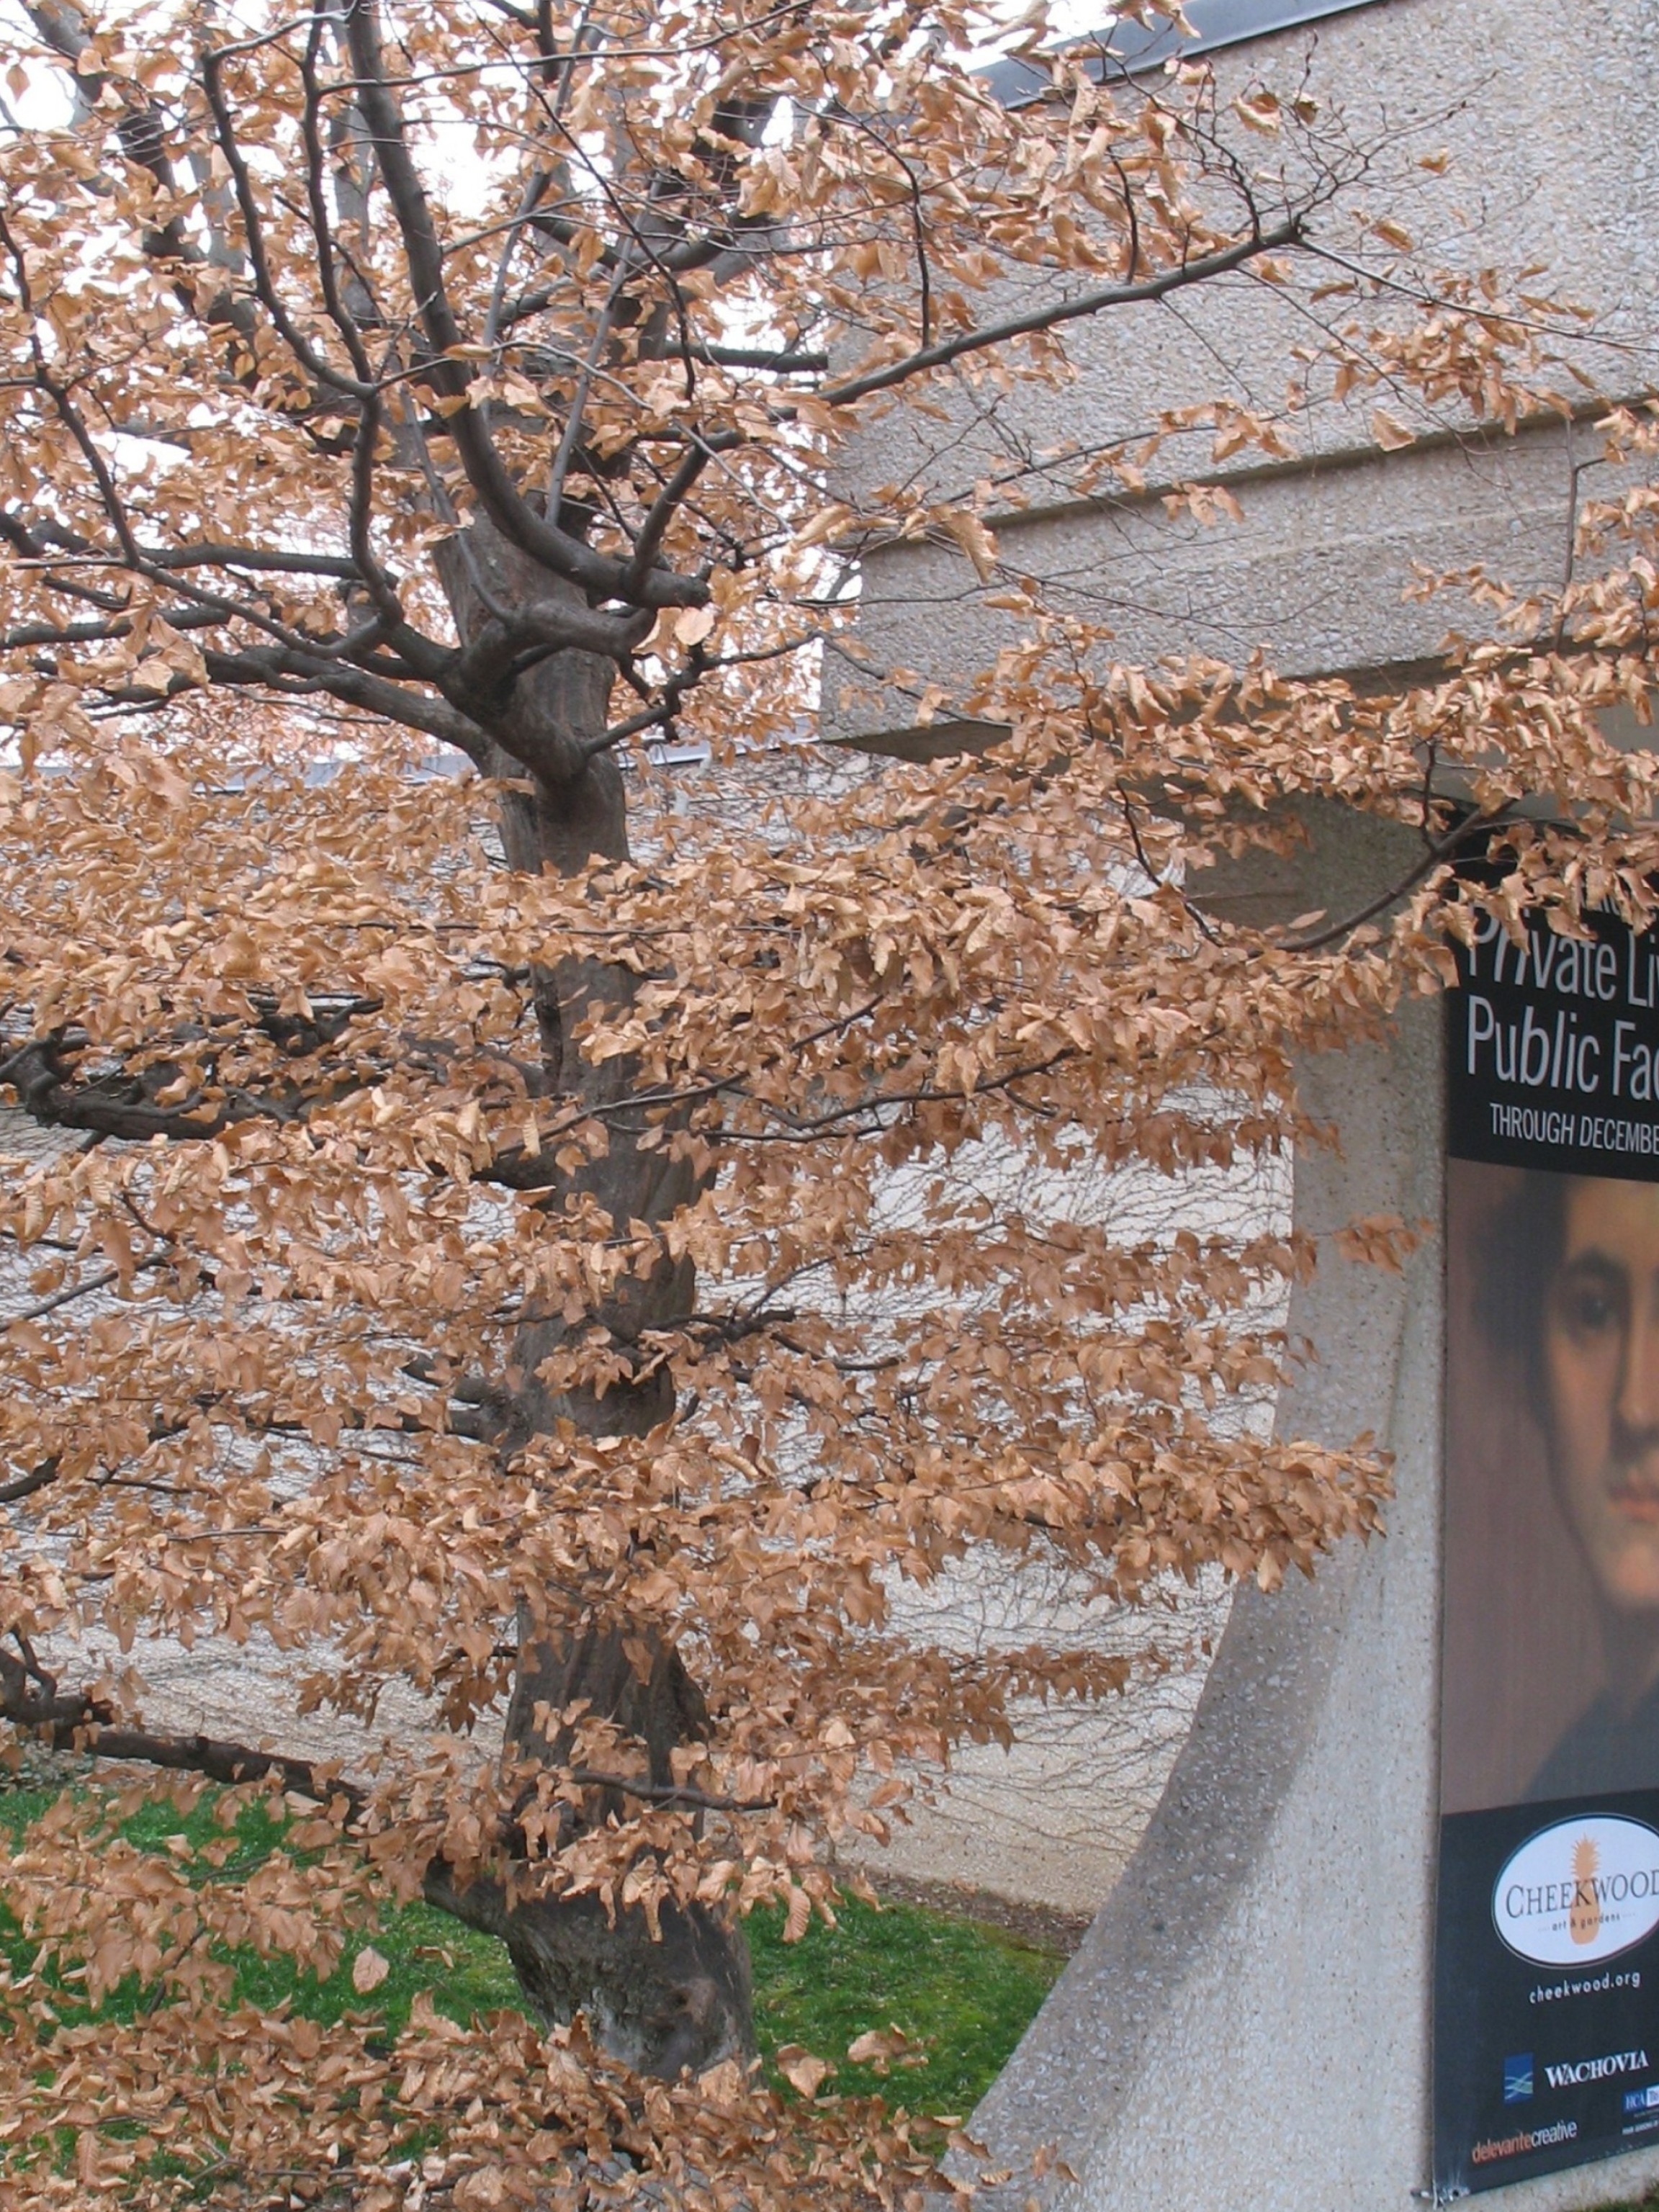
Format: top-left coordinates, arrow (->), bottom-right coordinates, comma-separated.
827,0 -> 1659,741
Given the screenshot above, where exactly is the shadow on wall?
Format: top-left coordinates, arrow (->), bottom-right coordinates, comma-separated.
841,1584 -> 1232,1917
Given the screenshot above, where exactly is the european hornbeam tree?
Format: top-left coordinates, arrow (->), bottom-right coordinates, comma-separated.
0,0 -> 1655,2201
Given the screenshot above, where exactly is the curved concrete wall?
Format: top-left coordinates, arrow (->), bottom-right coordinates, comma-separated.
966,814 -> 1659,2212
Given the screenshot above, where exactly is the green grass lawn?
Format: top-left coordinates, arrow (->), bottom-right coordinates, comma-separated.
23,1781 -> 1659,2212
0,1776 -> 1062,2129
749,1884 -> 1060,2112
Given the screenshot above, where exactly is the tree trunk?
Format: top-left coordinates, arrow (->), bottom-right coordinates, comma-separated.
429,525 -> 755,2077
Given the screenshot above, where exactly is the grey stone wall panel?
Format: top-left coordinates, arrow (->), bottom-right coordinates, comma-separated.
830,0 -> 1659,740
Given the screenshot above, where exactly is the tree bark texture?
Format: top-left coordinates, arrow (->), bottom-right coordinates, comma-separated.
432,523 -> 753,2077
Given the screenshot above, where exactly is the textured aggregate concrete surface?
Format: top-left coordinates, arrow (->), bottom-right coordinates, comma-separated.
827,0 -> 1659,745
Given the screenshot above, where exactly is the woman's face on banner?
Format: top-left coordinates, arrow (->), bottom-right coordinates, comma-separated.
1545,1177 -> 1659,1612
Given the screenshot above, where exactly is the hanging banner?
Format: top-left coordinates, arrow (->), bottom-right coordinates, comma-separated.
1437,907 -> 1659,2197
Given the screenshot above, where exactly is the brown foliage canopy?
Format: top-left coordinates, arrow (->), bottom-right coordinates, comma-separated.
0,0 -> 1655,2200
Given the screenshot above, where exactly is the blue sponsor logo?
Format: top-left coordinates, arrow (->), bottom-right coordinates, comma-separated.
1504,2054 -> 1535,2105
1625,2085 -> 1659,2118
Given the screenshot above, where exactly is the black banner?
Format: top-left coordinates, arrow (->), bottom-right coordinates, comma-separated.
1447,909 -> 1659,1182
1437,909 -> 1659,2195
1435,1793 -> 1659,2195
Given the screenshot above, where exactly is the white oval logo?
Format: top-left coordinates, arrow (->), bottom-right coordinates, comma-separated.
1493,1816 -> 1659,1966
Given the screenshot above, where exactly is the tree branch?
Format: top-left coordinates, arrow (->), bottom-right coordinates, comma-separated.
340,0 -> 705,614
619,436 -> 735,601
449,598 -> 656,703
199,45 -> 373,403
1277,807 -> 1506,952
819,220 -> 1304,408
0,1645 -> 369,1812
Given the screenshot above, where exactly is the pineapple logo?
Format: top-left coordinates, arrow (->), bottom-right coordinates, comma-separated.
1493,1813 -> 1659,1966
1570,1835 -> 1603,1948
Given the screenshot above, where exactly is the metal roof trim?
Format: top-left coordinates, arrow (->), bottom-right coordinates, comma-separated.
979,0 -> 1393,105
